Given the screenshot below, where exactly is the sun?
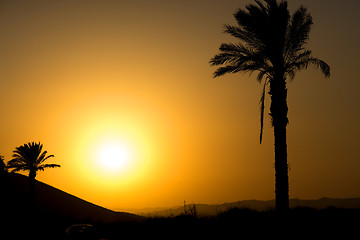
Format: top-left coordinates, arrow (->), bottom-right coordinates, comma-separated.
97,142 -> 132,173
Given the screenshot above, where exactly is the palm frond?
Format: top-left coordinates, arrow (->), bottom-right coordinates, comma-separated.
213,65 -> 242,78
285,50 -> 312,80
309,58 -> 331,78
210,52 -> 238,66
210,43 -> 252,66
37,151 -> 54,165
256,64 -> 273,83
223,25 -> 264,50
256,70 -> 267,83
284,6 -> 312,61
286,54 -> 330,79
218,43 -> 250,54
12,150 -> 31,165
9,164 -> 30,173
38,164 -> 60,171
232,11 -> 267,50
7,158 -> 29,168
259,80 -> 268,144
210,41 -> 272,79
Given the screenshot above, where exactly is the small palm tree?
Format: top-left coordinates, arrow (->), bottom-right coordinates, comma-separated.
7,142 -> 60,200
210,0 -> 330,212
0,155 -> 7,176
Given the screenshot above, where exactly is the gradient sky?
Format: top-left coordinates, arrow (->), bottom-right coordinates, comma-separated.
0,0 -> 359,211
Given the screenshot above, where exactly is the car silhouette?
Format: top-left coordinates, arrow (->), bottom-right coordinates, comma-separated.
65,224 -> 98,240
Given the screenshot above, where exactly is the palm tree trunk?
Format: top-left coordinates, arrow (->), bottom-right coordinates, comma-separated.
273,119 -> 289,212
29,170 -> 36,205
269,75 -> 289,212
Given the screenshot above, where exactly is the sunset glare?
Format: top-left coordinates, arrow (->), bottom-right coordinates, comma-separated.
97,141 -> 132,174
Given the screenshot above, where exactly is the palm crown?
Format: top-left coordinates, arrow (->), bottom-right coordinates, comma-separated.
210,0 -> 330,79
210,0 -> 330,143
7,142 -> 60,179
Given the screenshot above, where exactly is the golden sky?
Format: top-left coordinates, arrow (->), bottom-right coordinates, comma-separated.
0,0 -> 359,211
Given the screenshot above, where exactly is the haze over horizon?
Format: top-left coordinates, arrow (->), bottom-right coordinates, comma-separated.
1,0 -> 359,210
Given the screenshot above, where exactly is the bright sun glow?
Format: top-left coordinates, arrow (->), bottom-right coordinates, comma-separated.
97,142 -> 132,173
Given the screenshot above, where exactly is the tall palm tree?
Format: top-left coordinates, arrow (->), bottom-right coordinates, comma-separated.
210,0 -> 330,212
7,142 -> 60,200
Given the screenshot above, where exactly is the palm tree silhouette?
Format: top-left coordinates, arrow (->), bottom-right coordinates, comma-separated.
0,155 -> 7,177
210,0 -> 330,212
7,142 -> 60,201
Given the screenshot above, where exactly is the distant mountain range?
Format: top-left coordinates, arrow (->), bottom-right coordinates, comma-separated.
129,198 -> 360,217
1,173 -> 144,223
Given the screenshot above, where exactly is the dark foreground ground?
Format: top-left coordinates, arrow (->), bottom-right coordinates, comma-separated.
2,207 -> 359,240
2,174 -> 358,239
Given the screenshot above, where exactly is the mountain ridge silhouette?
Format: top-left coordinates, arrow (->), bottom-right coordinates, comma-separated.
128,198 -> 360,217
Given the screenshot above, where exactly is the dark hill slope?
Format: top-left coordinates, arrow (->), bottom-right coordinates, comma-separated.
1,173 -> 144,223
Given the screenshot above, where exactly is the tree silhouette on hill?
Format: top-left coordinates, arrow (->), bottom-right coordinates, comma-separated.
0,155 -> 7,177
7,142 -> 60,201
210,0 -> 330,212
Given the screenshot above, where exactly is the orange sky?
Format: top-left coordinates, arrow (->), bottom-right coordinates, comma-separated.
0,0 -> 359,211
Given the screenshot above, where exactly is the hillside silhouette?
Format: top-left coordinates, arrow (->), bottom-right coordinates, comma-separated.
1,173 -> 144,222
